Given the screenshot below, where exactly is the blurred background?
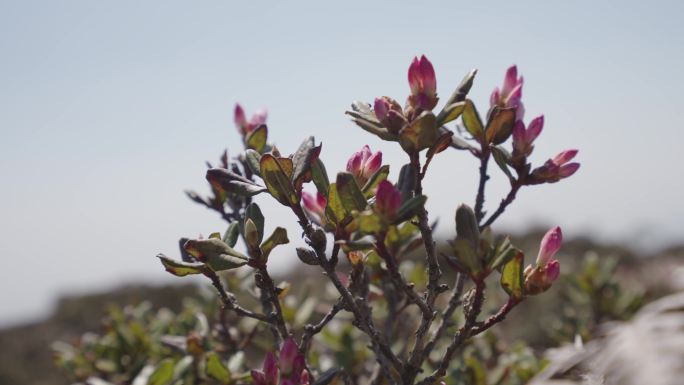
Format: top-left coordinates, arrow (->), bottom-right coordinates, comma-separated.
1,0 -> 683,373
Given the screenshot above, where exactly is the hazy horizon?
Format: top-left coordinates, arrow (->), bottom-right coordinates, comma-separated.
1,0 -> 683,327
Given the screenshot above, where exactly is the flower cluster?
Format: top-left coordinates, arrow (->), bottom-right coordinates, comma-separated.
157,55 -> 582,385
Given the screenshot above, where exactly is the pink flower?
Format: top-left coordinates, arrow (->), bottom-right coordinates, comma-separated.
346,145 -> 383,186
407,55 -> 438,111
374,180 -> 402,219
251,352 -> 278,385
490,65 -> 525,121
374,96 -> 407,134
302,192 -> 327,226
512,115 -> 544,158
530,149 -> 580,183
234,103 -> 268,136
524,226 -> 563,295
279,338 -> 305,383
536,226 -> 562,266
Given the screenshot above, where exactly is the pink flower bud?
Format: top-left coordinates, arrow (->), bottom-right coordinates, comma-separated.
552,149 -> 578,165
545,259 -> 560,282
234,103 -> 268,136
530,149 -> 580,184
374,180 -> 402,218
251,351 -> 278,385
374,96 -> 407,134
490,65 -> 525,120
346,145 -> 383,186
279,337 -> 300,376
302,192 -> 327,226
407,55 -> 438,111
512,115 -> 544,158
536,226 -> 562,266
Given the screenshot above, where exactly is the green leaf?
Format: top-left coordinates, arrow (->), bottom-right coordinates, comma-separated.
395,195 -> 427,223
205,352 -> 231,384
311,158 -> 330,197
157,255 -> 205,277
436,101 -> 466,127
443,69 -> 477,106
206,168 -> 266,196
336,172 -> 367,212
260,154 -> 299,206
396,164 -> 417,201
425,130 -> 454,165
336,239 -> 374,252
485,107 -> 516,145
356,213 -> 383,234
184,239 -> 248,271
361,164 -> 389,198
491,145 -> 514,180
147,358 -> 175,385
245,203 -> 265,244
451,135 -> 475,151
324,183 -> 348,225
489,241 -> 520,272
223,222 -> 240,248
399,111 -> 439,153
244,149 -> 262,177
462,99 -> 484,140
292,136 -> 321,188
296,247 -> 319,265
452,238 -> 482,274
348,115 -> 398,141
246,124 -> 268,153
208,232 -> 221,240
260,227 -> 289,260
455,204 -> 480,245
500,251 -> 524,299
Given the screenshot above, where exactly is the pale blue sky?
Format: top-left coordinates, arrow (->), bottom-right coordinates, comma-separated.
1,0 -> 683,326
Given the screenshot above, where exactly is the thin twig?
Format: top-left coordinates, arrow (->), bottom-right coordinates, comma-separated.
418,280 -> 486,385
474,149 -> 491,223
479,182 -> 521,230
301,299 -> 344,353
204,270 -> 271,323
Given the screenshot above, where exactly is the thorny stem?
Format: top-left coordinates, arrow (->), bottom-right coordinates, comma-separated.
479,181 -> 522,230
291,204 -> 404,380
474,148 -> 491,223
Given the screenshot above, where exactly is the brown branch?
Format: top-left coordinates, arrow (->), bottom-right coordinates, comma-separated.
474,148 -> 491,223
417,280 -> 486,385
479,182 -> 521,230
300,299 -> 344,353
291,204 -> 404,379
204,270 -> 271,323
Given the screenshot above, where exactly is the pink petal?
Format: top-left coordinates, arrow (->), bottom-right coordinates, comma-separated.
251,370 -> 267,385
360,145 -> 372,164
490,88 -> 501,107
408,57 -> 421,93
559,162 -> 580,178
553,149 -> 578,165
512,120 -> 526,145
546,259 -> 560,282
250,108 -> 268,126
526,115 -> 544,143
263,352 -> 278,383
374,97 -> 389,121
346,150 -> 363,173
537,226 -> 562,266
279,337 -> 299,375
364,151 -> 382,176
419,55 -> 436,94
234,104 -> 246,127
315,192 -> 327,209
502,65 -> 519,96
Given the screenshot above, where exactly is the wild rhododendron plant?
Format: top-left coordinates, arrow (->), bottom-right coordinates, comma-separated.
156,56 -> 580,385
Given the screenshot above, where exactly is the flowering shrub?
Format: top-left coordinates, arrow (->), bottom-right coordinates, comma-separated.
154,56 -> 580,385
